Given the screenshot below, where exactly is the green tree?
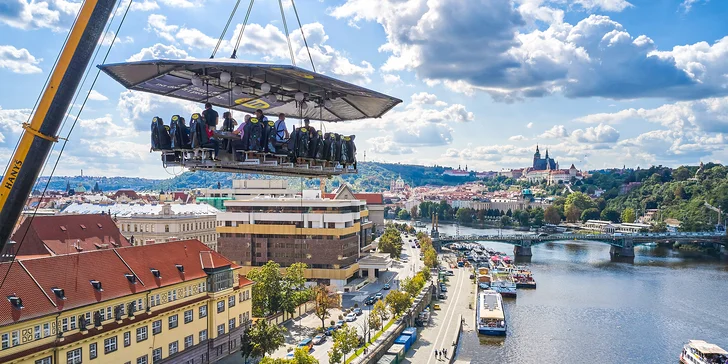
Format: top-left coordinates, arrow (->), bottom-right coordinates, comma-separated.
368,310 -> 382,331
261,347 -> 319,364
600,208 -> 620,223
248,319 -> 285,358
280,263 -> 310,317
401,275 -> 426,298
565,191 -> 595,213
500,215 -> 512,227
544,206 -> 561,224
410,206 -> 418,220
378,226 -> 403,258
247,261 -> 284,317
674,185 -> 687,200
423,248 -> 438,269
385,290 -> 412,318
418,267 -> 431,281
331,325 -> 359,364
621,207 -> 636,223
673,166 -> 691,181
530,207 -> 545,227
565,205 -> 581,223
371,300 -> 389,327
312,285 -> 337,330
397,209 -> 411,220
580,208 -> 601,222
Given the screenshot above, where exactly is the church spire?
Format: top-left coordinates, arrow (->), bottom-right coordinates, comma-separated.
545,149 -> 549,159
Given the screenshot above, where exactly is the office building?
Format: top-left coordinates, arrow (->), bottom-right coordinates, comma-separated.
0,239 -> 253,364
197,180 -> 297,211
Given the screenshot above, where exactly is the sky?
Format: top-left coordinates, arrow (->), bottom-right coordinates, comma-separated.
0,0 -> 727,178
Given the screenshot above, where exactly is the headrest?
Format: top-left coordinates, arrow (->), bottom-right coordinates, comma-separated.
318,130 -> 323,135
153,116 -> 162,123
171,115 -> 181,122
250,118 -> 259,124
300,127 -> 307,133
343,136 -> 351,141
191,113 -> 201,120
349,135 -> 356,141
268,121 -> 275,127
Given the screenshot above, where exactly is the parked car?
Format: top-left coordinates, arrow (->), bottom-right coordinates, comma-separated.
440,286 -> 448,292
469,274 -> 476,279
312,334 -> 326,345
345,313 -> 357,322
446,270 -> 454,276
325,327 -> 336,336
353,308 -> 363,316
335,320 -> 345,328
364,297 -> 375,305
375,292 -> 384,300
297,338 -> 313,352
433,304 -> 441,310
383,283 -> 391,290
438,293 -> 446,299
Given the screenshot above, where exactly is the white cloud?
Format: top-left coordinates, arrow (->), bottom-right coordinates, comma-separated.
509,135 -> 527,141
526,122 -> 534,128
146,14 -> 178,43
570,123 -> 620,143
542,125 -> 568,138
381,73 -> 403,84
99,31 -> 133,46
0,45 -> 42,74
158,0 -> 200,8
126,43 -> 190,62
87,90 -> 108,101
680,0 -> 706,12
559,0 -> 633,12
368,136 -> 414,155
0,0 -> 62,30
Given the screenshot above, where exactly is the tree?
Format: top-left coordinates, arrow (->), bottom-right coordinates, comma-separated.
385,290 -> 412,318
312,285 -> 337,330
248,319 -> 285,358
423,248 -> 438,269
368,311 -> 382,331
506,208 -> 512,217
261,348 -> 319,364
580,208 -> 601,222
673,166 -> 691,181
330,325 -> 359,364
674,185 -> 687,200
500,215 -> 511,227
246,261 -> 283,317
401,275 -> 426,298
281,263 -> 310,317
621,207 -> 636,223
544,206 -> 561,225
378,226 -> 403,258
397,209 -> 411,220
410,206 -> 418,220
371,300 -> 388,327
418,267 -> 431,282
600,208 -> 620,223
565,191 -> 595,213
565,205 -> 581,223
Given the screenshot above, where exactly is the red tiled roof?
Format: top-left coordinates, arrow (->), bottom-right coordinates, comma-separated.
7,214 -> 130,258
112,190 -> 140,200
0,240 -> 236,326
238,275 -> 254,287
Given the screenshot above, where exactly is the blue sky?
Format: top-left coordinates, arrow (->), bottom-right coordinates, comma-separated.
0,0 -> 727,178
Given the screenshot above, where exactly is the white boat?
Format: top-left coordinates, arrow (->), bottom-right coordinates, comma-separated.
477,290 -> 506,336
680,340 -> 728,364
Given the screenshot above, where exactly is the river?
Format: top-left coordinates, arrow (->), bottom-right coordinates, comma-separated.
432,224 -> 728,364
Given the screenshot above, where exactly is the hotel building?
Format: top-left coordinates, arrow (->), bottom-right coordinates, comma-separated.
217,188 -> 376,289
0,239 -> 252,364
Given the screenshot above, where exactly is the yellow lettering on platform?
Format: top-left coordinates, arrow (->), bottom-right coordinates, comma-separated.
234,98 -> 271,109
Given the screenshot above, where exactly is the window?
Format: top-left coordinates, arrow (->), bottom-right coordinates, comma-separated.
168,341 -> 178,356
152,348 -> 162,363
228,318 -> 236,331
228,296 -> 236,308
62,318 -> 69,332
67,348 -> 82,364
149,294 -> 160,307
35,357 -> 52,364
199,305 -> 207,318
1,333 -> 8,349
199,329 -> 207,342
71,316 -> 77,330
184,310 -> 193,324
217,301 -> 225,313
217,324 -> 225,336
90,342 -> 97,359
198,282 -> 206,293
106,307 -> 112,321
104,336 -> 117,354
184,335 -> 193,349
211,269 -> 234,292
168,314 -> 178,329
168,290 -> 177,302
34,325 -> 41,340
137,298 -> 144,311
185,286 -> 192,297
124,331 -> 131,347
152,320 -> 162,335
43,323 -> 50,337
136,326 -> 148,342
136,355 -> 148,364
164,225 -> 169,233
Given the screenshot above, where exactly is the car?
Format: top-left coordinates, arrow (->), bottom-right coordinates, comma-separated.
402,258 -> 408,263
286,352 -> 295,359
440,286 -> 448,292
297,338 -> 313,351
383,283 -> 391,290
537,233 -> 549,237
324,327 -> 336,336
469,274 -> 476,279
312,334 -> 326,345
433,304 -> 441,310
336,320 -> 345,328
375,292 -> 384,300
438,293 -> 446,299
353,308 -> 363,316
345,313 -> 357,322
446,270 -> 454,276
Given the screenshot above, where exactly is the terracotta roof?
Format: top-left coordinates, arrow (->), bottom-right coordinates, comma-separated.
238,275 -> 254,287
0,240 -> 237,326
7,214 -> 130,258
112,190 -> 140,200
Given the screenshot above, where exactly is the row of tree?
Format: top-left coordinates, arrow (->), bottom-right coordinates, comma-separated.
246,261 -> 311,318
378,225 -> 404,259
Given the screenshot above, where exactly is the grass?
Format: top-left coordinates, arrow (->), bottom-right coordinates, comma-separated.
344,318 -> 396,364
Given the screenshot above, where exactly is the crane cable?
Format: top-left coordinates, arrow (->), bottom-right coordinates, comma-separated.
277,0 -> 296,66
0,0 -> 135,290
290,0 -> 316,72
231,0 -> 256,59
210,0 -> 243,58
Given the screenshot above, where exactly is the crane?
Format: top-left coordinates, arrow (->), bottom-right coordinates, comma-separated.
0,0 -> 118,253
704,202 -> 726,230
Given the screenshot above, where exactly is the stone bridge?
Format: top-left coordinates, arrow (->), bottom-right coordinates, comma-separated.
437,232 -> 728,257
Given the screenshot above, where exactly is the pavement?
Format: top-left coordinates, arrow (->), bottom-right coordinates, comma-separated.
403,253 -> 476,364
266,231 -> 424,363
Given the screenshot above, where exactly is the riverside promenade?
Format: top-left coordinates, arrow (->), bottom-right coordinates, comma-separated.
403,253 -> 476,364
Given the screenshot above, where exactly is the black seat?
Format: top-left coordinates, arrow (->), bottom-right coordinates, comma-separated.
170,115 -> 191,149
151,116 -> 171,150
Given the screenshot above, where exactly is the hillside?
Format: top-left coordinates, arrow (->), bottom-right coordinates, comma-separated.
36,162 -> 478,193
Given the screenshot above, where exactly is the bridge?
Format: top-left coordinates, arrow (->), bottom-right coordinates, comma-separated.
436,232 -> 728,257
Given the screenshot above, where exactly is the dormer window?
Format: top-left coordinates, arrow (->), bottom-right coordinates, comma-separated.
151,268 -> 161,278
125,274 -> 137,284
90,280 -> 103,292
51,287 -> 66,300
7,295 -> 23,310
176,264 -> 184,273
80,224 -> 86,230
60,226 -> 67,232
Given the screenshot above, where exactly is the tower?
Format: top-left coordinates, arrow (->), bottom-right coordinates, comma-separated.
533,145 -> 541,169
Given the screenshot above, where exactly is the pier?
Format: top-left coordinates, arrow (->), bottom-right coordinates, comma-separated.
436,232 -> 728,257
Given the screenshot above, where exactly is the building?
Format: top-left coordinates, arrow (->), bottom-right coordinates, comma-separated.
217,190 -> 372,290
197,180 -> 297,211
2,214 -> 131,261
443,167 -> 470,177
60,202 -> 220,250
532,145 -> 557,171
324,184 -> 385,234
584,220 -> 617,233
0,239 -> 253,364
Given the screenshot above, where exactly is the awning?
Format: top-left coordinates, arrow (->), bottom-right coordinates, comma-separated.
98,58 -> 402,122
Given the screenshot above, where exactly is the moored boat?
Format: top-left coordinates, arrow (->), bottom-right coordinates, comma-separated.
680,340 -> 728,364
477,290 -> 507,336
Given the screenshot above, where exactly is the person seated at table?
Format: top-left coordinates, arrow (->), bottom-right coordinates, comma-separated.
202,120 -> 220,161
221,111 -> 237,132
231,115 -> 251,158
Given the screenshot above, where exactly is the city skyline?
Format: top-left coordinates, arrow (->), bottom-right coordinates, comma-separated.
1,0 -> 727,178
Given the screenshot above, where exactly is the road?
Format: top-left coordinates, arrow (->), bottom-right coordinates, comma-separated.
267,231 -> 423,363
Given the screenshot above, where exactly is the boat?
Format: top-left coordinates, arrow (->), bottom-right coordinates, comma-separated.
490,280 -> 517,298
477,290 -> 507,336
513,266 -> 537,289
680,340 -> 728,364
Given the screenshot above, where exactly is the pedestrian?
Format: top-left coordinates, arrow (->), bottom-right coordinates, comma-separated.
434,350 -> 438,360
